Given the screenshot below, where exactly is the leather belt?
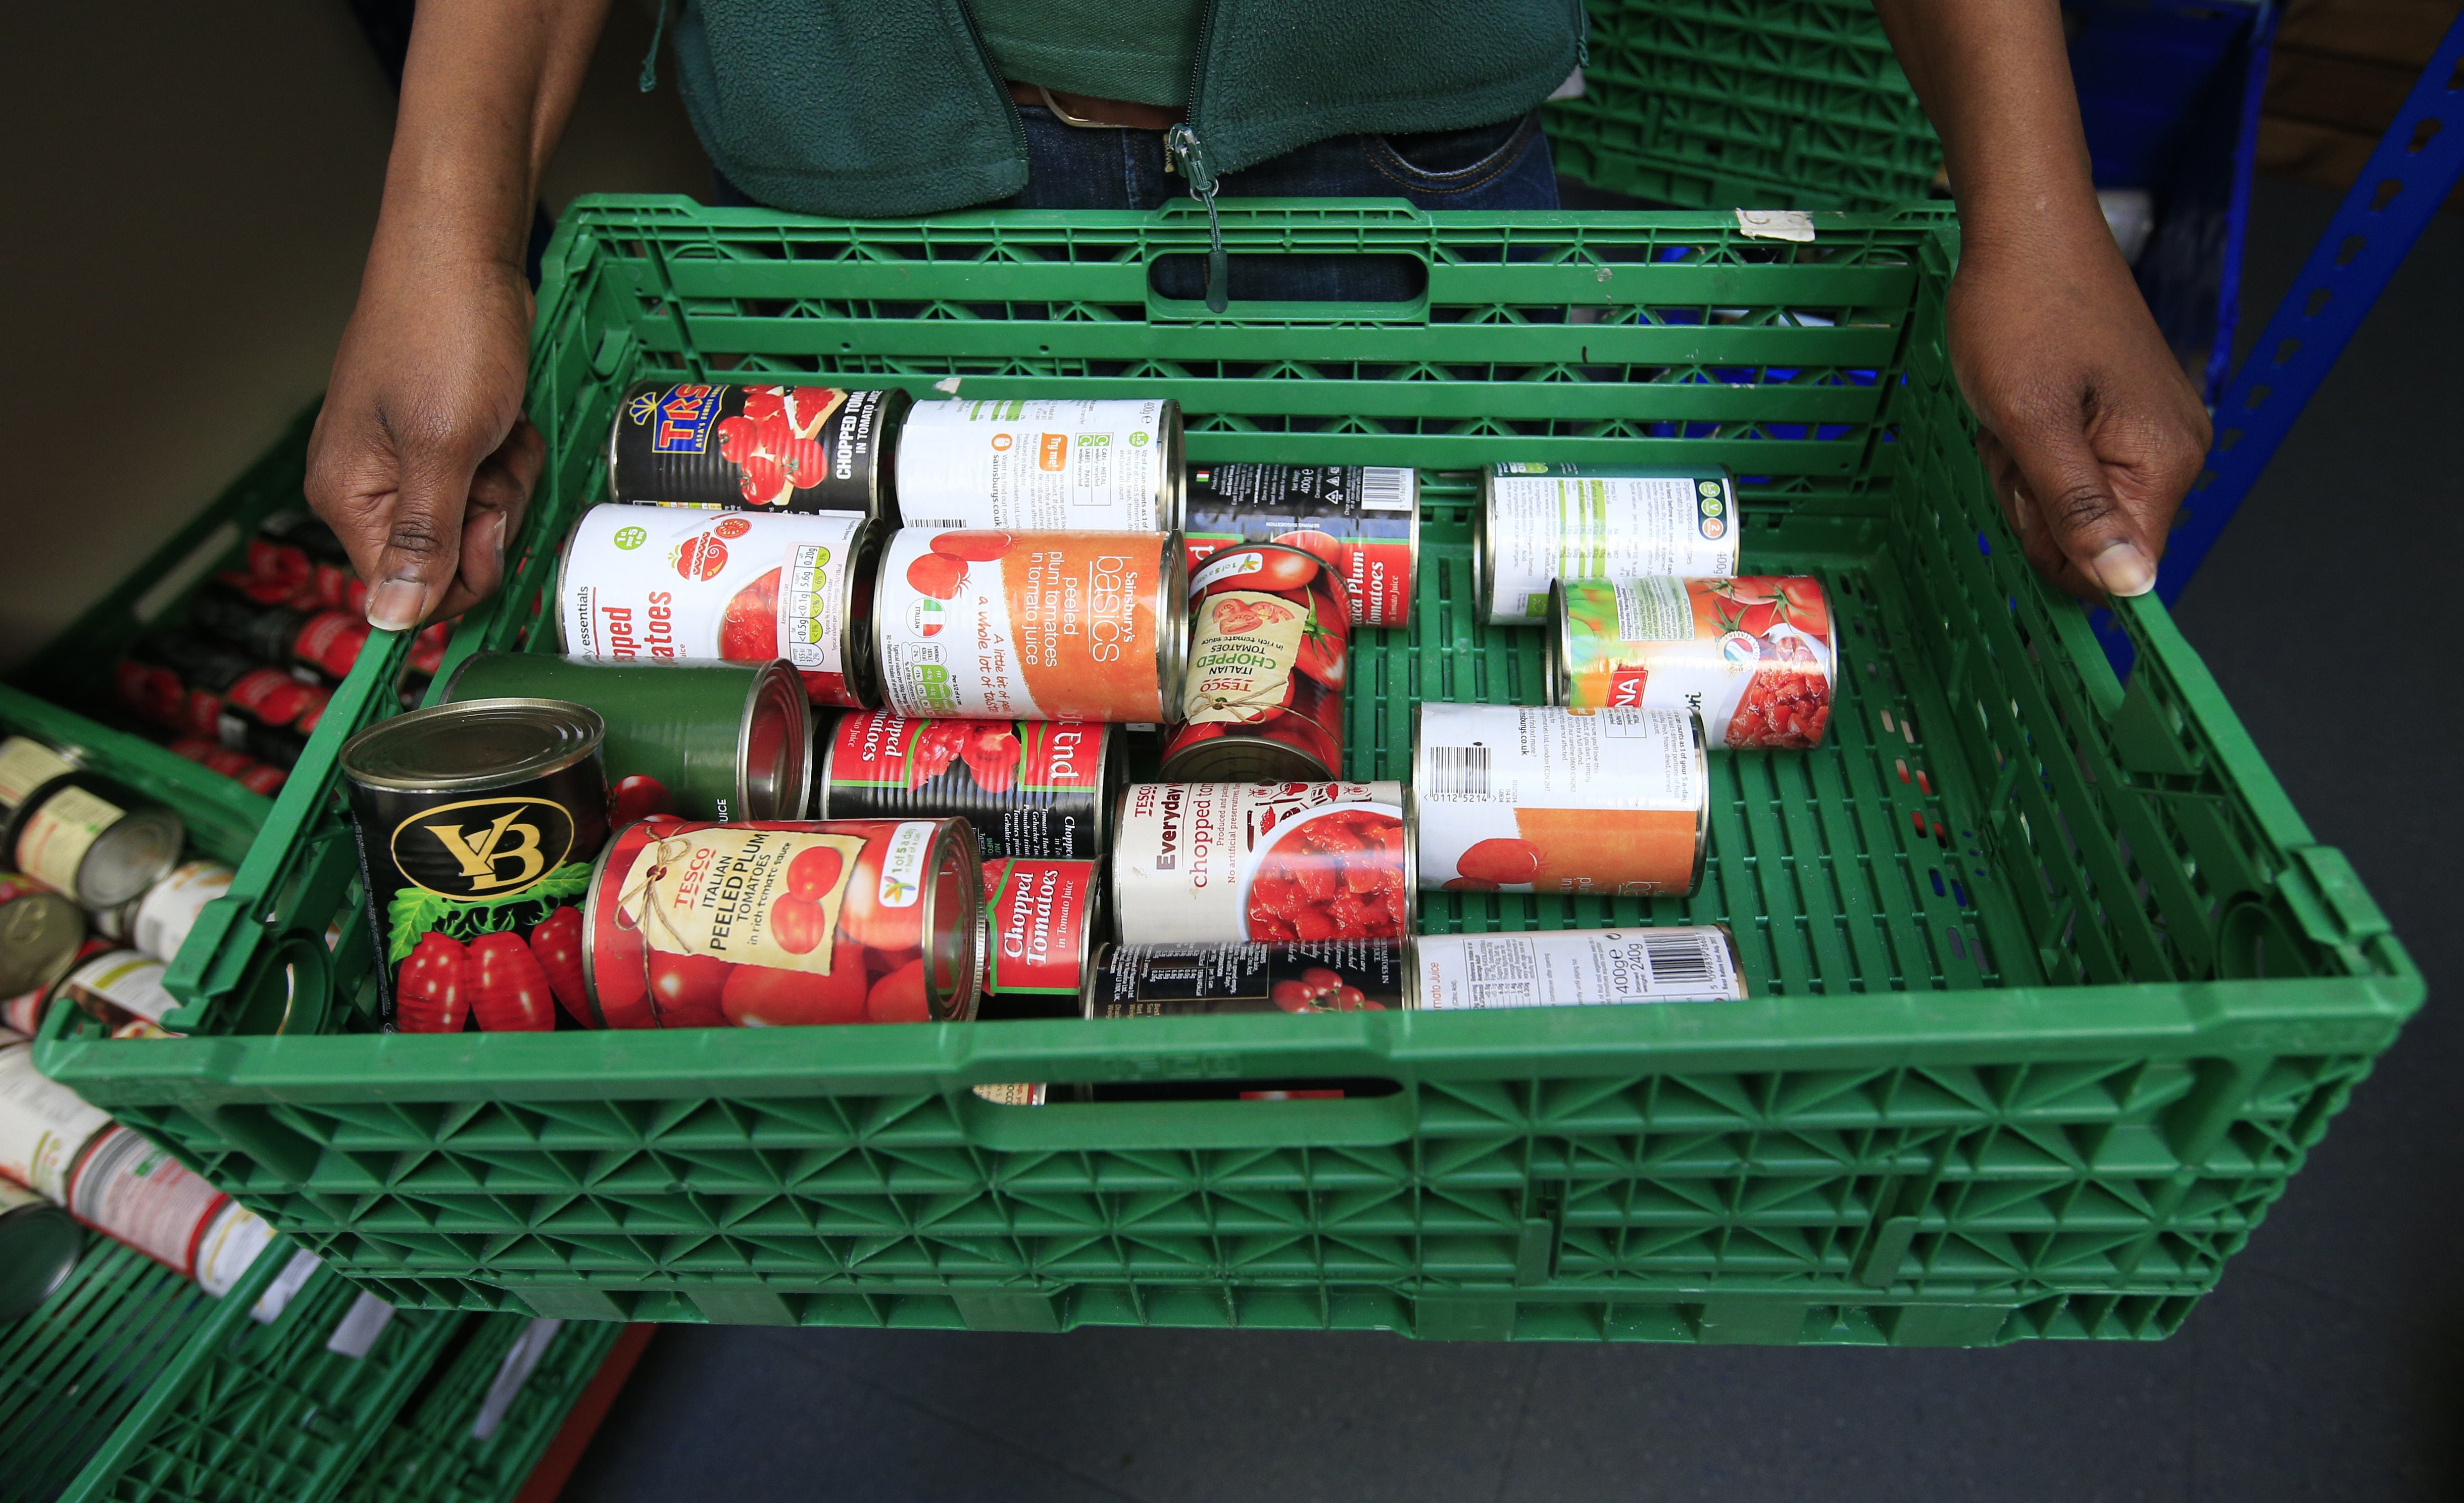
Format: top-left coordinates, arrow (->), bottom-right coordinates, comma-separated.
1006,80 -> 1184,131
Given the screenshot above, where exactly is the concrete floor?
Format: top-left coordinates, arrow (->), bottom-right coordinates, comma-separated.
557,180 -> 2463,1502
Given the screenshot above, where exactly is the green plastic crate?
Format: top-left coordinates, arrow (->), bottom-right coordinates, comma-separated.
1548,0 -> 1943,210
334,1318 -> 622,1503
35,199 -> 2419,1346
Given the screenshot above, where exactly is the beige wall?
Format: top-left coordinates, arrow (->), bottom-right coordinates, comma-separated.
0,0 -> 709,669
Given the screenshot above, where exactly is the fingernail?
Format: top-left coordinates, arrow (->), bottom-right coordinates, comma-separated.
474,511 -> 508,571
2090,541 -> 2156,598
367,579 -> 426,631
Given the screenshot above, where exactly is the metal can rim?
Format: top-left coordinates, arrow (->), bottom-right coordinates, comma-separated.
340,697 -> 605,793
1154,532 -> 1191,717
742,660 -> 811,822
1544,580 -> 1571,706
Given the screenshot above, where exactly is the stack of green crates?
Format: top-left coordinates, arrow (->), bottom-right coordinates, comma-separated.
336,1319 -> 623,1503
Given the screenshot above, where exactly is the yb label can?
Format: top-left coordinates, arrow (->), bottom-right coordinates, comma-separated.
1162,543 -> 1349,782
874,529 -> 1187,722
1410,927 -> 1746,1008
0,737 -> 184,910
980,859 -> 1100,1010
609,382 -> 906,516
1112,782 -> 1413,945
1413,704 -> 1707,896
1082,940 -> 1407,1017
894,398 -> 1182,532
1182,464 -> 1417,627
1477,465 -> 1742,625
1549,576 -> 1835,748
817,711 -> 1118,860
558,503 -> 882,708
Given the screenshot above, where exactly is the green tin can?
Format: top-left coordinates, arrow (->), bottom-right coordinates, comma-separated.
440,655 -> 810,823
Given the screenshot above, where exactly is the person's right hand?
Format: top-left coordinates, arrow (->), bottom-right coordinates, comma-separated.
306,248 -> 544,632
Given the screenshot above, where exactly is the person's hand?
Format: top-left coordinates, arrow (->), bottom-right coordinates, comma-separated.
306,246 -> 543,631
1946,227 -> 2211,602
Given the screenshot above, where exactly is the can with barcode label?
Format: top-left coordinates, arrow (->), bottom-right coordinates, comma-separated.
0,737 -> 184,910
0,872 -> 83,999
1161,541 -> 1349,782
816,712 -> 1119,860
608,381 -> 907,517
1181,464 -> 1418,627
557,503 -> 882,709
1081,939 -> 1407,1017
1548,576 -> 1835,749
894,398 -> 1182,532
1408,927 -> 1746,1009
1476,464 -> 1742,626
979,859 -> 1101,1018
1411,704 -> 1706,896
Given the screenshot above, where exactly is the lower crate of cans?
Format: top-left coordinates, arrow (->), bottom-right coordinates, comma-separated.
333,1317 -> 624,1503
33,204 -> 2420,1346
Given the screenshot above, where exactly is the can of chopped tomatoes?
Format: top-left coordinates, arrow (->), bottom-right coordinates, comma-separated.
1412,704 -> 1706,896
441,654 -> 811,823
816,711 -> 1118,860
581,817 -> 981,1028
338,699 -> 609,1033
1081,939 -> 1407,1017
0,1178 -> 78,1321
0,873 -> 83,1000
893,398 -> 1182,532
608,381 -> 908,516
1162,541 -> 1350,782
978,859 -> 1101,1016
189,585 -> 372,680
1477,465 -> 1742,626
165,738 -> 287,797
873,529 -> 1187,722
1548,576 -> 1835,748
1182,465 -> 1417,627
0,737 -> 184,910
1111,782 -> 1413,944
0,1040 -> 112,1201
66,1123 -> 230,1278
557,502 -> 882,709
1408,926 -> 1746,1009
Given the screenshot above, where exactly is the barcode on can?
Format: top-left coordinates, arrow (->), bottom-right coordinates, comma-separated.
904,520 -> 970,530
1358,467 -> 1415,512
1421,746 -> 1492,801
1641,930 -> 1716,990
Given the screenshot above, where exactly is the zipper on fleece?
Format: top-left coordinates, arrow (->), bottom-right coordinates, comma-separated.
1165,0 -> 1228,312
952,0 -> 1033,180
1572,0 -> 1590,66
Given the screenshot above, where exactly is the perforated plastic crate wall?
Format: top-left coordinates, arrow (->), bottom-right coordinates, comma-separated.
335,1318 -> 622,1503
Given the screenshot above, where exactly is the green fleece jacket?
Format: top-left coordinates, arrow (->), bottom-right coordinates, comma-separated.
671,0 -> 1584,216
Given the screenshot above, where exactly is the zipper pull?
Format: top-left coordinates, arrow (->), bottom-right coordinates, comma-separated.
1166,124 -> 1229,314
1572,0 -> 1590,66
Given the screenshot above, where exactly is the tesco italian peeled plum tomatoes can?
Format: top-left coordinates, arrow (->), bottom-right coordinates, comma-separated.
1413,704 -> 1706,897
0,736 -> 183,911
873,529 -> 1187,722
1548,576 -> 1836,749
1082,940 -> 1406,1017
558,503 -> 882,709
1477,464 -> 1743,626
816,711 -> 1118,861
607,381 -> 907,516
337,700 -> 609,1034
1112,782 -> 1413,944
581,818 -> 981,1028
1161,542 -> 1349,782
1408,927 -> 1747,1009
979,859 -> 1101,1011
442,654 -> 810,824
893,398 -> 1182,532
1181,465 -> 1418,627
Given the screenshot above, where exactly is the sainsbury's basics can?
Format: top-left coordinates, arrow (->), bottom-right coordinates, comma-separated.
608,381 -> 907,516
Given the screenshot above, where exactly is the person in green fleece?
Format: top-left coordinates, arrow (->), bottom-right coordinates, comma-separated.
310,0 -> 2208,632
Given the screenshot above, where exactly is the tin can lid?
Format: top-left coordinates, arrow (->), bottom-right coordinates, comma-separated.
0,1198 -> 81,1322
340,698 -> 605,793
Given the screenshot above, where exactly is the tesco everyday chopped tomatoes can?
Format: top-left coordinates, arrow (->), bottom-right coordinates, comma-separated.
608,381 -> 907,517
1476,464 -> 1742,625
1111,782 -> 1413,945
894,398 -> 1182,532
557,502 -> 882,709
1548,576 -> 1836,748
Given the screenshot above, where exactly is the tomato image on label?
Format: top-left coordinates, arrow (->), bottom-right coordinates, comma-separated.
612,382 -> 902,515
1163,543 -> 1348,780
1554,576 -> 1835,750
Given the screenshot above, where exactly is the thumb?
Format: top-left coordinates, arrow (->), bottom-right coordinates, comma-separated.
1997,400 -> 2158,599
364,432 -> 485,630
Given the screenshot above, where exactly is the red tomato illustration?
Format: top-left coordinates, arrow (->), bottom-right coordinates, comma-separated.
718,567 -> 781,661
720,961 -> 867,1027
784,385 -> 841,436
1457,838 -> 1541,885
527,907 -> 592,1027
905,552 -> 967,599
647,951 -> 729,1027
737,456 -> 790,506
865,958 -> 933,1023
770,895 -> 827,954
956,723 -> 1021,791
610,773 -> 673,827
672,534 -> 729,581
1220,549 -> 1320,592
396,931 -> 467,1033
930,530 -> 1014,562
713,516 -> 752,539
774,437 -> 826,487
741,386 -> 788,425
1277,529 -> 1344,567
787,844 -> 845,901
467,932 -> 556,1031
715,415 -> 759,465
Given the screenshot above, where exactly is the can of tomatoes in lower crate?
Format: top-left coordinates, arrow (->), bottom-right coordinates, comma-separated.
58,949 -> 182,1033
1081,939 -> 1408,1017
1161,542 -> 1351,782
1477,465 -> 1742,626
1548,577 -> 1835,748
557,502 -> 882,709
1408,926 -> 1746,1008
0,1178 -> 79,1320
817,712 -> 1117,860
93,860 -> 235,966
893,398 -> 1182,532
66,1123 -> 230,1278
609,381 -> 908,516
441,654 -> 811,823
978,859 -> 1101,1014
582,817 -> 981,1028
1111,782 -> 1413,944
1181,464 -> 1418,627
338,699 -> 610,1033
873,529 -> 1187,722
0,873 -> 83,1000
0,1040 -> 112,1201
1412,704 -> 1706,896
0,736 -> 184,910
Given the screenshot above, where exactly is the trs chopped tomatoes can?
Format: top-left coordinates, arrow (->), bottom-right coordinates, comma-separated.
1476,464 -> 1743,625
1161,542 -> 1349,782
557,502 -> 882,709
0,736 -> 184,911
872,529 -> 1188,723
442,654 -> 811,823
893,398 -> 1182,532
1111,782 -> 1413,945
608,381 -> 907,517
1408,927 -> 1747,1009
1181,465 -> 1418,627
580,817 -> 981,1028
1412,704 -> 1706,897
1548,576 -> 1835,749
338,699 -> 609,1034
816,711 -> 1119,861
1081,939 -> 1407,1017
980,858 -> 1101,1004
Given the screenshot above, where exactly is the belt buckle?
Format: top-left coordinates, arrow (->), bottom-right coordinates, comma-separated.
1037,85 -> 1132,129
